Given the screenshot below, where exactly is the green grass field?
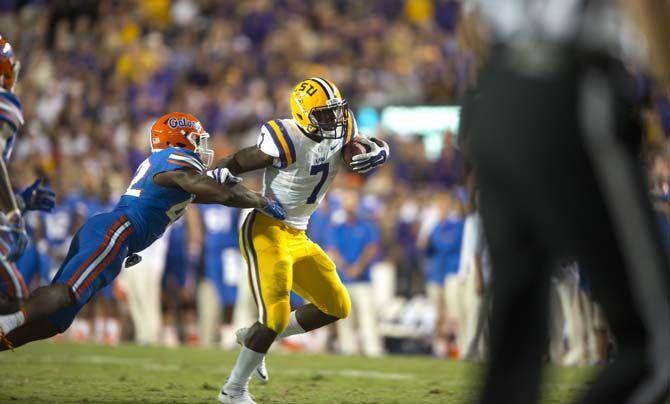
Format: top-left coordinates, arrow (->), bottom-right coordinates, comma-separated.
0,342 -> 594,403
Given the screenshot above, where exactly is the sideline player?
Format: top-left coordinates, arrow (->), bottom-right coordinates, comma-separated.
0,112 -> 286,348
215,78 -> 389,404
0,35 -> 55,313
197,204 -> 242,348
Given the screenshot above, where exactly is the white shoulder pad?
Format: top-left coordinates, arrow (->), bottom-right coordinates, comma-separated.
257,125 -> 281,158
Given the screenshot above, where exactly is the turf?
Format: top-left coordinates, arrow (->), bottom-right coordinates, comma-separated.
0,342 -> 594,403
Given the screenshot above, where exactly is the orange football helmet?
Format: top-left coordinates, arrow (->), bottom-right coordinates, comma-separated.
0,35 -> 19,92
150,112 -> 213,167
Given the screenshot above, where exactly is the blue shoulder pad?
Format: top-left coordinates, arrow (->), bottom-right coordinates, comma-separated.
0,90 -> 23,132
154,147 -> 206,174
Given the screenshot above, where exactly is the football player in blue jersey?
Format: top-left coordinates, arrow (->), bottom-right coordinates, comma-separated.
85,178 -> 123,344
0,35 -> 55,314
198,204 -> 242,346
0,112 -> 286,348
162,214 -> 197,346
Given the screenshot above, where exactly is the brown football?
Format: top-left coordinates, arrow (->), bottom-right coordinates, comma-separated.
343,136 -> 371,165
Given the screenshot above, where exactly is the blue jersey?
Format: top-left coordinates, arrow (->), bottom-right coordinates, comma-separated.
115,147 -> 204,253
164,217 -> 190,288
82,196 -> 115,219
200,205 -> 241,304
307,204 -> 331,247
327,218 -> 380,283
201,205 -> 240,253
426,218 -> 464,284
41,194 -> 82,250
0,89 -> 23,161
16,212 -> 51,286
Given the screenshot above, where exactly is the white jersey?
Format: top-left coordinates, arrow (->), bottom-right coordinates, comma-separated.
256,113 -> 358,229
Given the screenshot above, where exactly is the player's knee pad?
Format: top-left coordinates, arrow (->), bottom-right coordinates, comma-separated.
264,298 -> 291,334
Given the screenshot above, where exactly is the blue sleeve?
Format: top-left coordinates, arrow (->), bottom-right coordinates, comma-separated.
156,149 -> 206,174
0,90 -> 23,132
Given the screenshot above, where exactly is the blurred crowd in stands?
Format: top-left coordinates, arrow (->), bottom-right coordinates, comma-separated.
3,0 -> 670,363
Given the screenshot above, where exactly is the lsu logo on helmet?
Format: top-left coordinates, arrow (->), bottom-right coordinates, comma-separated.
290,77 -> 348,140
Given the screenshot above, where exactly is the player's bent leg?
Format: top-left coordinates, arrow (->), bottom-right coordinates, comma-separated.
0,293 -> 20,315
0,283 -> 74,347
270,241 -> 351,342
1,318 -> 61,350
221,322 -> 275,404
292,242 -> 352,327
0,213 -> 133,348
223,213 -> 293,400
0,257 -> 28,314
17,284 -> 74,323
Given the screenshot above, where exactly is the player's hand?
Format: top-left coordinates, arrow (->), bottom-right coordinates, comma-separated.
350,137 -> 390,173
6,210 -> 28,261
207,168 -> 242,185
261,198 -> 286,220
17,178 -> 56,213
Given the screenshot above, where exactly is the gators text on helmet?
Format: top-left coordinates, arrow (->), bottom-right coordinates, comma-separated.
150,112 -> 214,168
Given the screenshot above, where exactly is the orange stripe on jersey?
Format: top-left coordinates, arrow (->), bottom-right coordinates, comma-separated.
0,263 -> 14,296
75,225 -> 134,298
167,159 -> 198,169
11,264 -> 28,298
66,216 -> 126,287
267,120 -> 294,166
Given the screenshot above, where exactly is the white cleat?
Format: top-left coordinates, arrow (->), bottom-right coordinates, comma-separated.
218,387 -> 256,404
235,328 -> 269,384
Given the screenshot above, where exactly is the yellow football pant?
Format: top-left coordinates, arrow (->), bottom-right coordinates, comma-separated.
239,210 -> 351,333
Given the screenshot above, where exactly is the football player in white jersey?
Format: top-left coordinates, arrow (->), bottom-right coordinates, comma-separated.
214,77 -> 389,404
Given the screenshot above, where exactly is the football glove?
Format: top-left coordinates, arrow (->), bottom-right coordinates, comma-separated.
350,137 -> 390,173
16,178 -> 56,213
207,168 -> 242,185
261,198 -> 286,220
5,210 -> 27,261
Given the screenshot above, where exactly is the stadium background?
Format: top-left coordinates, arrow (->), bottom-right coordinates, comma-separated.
3,0 -> 670,363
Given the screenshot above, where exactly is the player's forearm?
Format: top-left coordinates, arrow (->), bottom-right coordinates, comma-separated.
214,147 -> 273,175
194,182 -> 267,209
355,244 -> 379,272
0,126 -> 19,214
0,158 -> 20,215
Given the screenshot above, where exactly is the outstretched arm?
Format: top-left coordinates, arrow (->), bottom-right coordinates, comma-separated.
0,125 -> 20,215
154,169 -> 268,208
0,123 -> 28,259
213,146 -> 274,175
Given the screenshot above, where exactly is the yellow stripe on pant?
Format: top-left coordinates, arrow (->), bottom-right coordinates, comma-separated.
239,210 -> 351,333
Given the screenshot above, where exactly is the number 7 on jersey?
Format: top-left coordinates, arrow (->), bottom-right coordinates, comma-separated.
307,163 -> 329,204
